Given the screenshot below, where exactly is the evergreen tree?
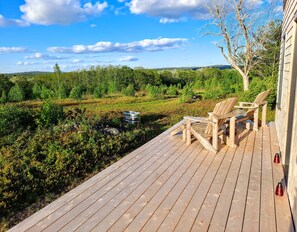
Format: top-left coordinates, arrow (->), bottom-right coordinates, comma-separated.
8,85 -> 24,102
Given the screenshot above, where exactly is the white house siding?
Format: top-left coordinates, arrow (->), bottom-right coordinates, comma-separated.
276,0 -> 297,164
276,0 -> 297,227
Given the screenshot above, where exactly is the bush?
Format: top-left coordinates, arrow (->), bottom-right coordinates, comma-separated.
0,120 -> 153,223
32,83 -> 42,99
41,85 -> 55,100
38,101 -> 64,127
93,86 -> 104,98
0,91 -> 7,103
58,85 -> 68,99
166,85 -> 178,96
0,105 -> 35,136
8,85 -> 24,102
203,88 -> 226,100
122,84 -> 135,96
180,85 -> 194,103
69,86 -> 83,100
146,84 -> 164,99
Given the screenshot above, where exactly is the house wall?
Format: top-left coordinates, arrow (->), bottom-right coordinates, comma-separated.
275,0 -> 297,227
275,0 -> 297,164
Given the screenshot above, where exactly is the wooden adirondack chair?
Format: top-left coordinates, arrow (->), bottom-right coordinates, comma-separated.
234,89 -> 271,131
171,97 -> 238,153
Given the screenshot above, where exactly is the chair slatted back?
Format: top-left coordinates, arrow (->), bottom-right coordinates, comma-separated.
205,97 -> 237,135
245,89 -> 271,118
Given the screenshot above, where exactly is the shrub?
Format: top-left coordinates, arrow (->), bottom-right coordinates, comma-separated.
93,86 -> 104,98
0,120 -> 154,223
32,83 -> 42,99
166,85 -> 178,96
58,85 -> 68,99
0,105 -> 35,136
0,91 -> 7,103
122,84 -> 135,96
69,86 -> 83,100
180,85 -> 194,103
38,101 -> 64,127
203,88 -> 226,100
108,81 -> 117,94
146,84 -> 164,99
8,85 -> 24,102
41,85 -> 55,100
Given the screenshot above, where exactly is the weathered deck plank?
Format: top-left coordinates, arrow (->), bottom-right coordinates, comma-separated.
242,127 -> 262,232
260,126 -> 276,232
225,131 -> 256,232
207,130 -> 249,232
270,123 -> 295,232
8,121 -> 294,232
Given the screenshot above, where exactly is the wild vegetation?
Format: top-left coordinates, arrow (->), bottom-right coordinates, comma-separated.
0,20 -> 281,230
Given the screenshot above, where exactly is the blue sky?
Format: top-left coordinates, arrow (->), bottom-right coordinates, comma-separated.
0,0 -> 282,73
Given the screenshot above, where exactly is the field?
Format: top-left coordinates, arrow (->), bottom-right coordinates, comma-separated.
19,95 -> 276,128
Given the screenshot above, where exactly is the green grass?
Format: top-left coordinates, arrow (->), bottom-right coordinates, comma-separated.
16,95 -> 275,128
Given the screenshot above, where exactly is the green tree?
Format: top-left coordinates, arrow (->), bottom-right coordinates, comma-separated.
54,63 -> 62,99
122,84 -> 135,96
93,85 -> 104,98
8,85 -> 24,102
69,86 -> 83,100
32,83 -> 42,99
206,0 -> 279,91
0,91 -> 7,103
38,101 -> 64,127
41,85 -> 55,100
180,85 -> 194,103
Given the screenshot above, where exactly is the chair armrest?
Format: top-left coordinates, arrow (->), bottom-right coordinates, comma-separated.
212,111 -> 238,120
183,116 -> 215,124
234,104 -> 258,110
238,102 -> 254,106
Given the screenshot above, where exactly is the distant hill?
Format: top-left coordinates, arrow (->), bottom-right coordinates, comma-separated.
2,71 -> 52,76
154,65 -> 232,71
1,65 -> 232,76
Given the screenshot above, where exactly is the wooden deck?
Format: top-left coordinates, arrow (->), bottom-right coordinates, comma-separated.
9,121 -> 294,232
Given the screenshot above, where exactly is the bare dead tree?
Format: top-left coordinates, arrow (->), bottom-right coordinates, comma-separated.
205,0 -> 280,91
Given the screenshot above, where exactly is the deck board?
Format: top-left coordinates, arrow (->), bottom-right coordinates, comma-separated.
9,121 -> 294,232
260,126 -> 276,232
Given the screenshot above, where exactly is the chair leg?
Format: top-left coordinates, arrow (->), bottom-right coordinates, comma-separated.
228,116 -> 237,147
182,127 -> 186,140
212,118 -> 219,151
262,103 -> 267,127
186,119 -> 192,145
253,108 -> 259,131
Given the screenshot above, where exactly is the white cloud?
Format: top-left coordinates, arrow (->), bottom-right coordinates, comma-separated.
71,59 -> 81,63
119,56 -> 138,62
0,47 -> 31,53
16,61 -> 35,65
20,0 -> 108,25
0,15 -> 29,27
25,52 -> 69,60
128,0 -> 210,21
48,38 -> 188,54
159,17 -> 186,24
90,24 -> 97,27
